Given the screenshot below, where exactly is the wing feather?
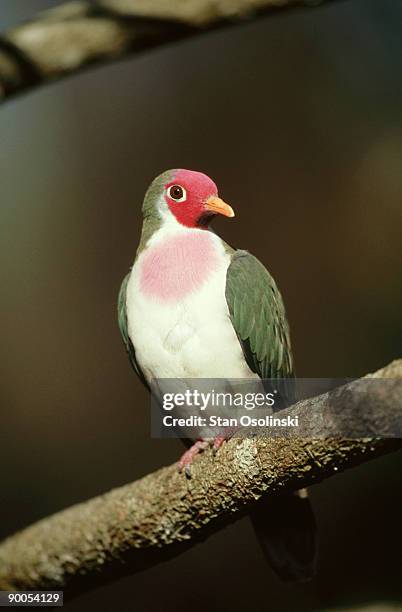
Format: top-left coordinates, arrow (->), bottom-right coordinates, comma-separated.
225,250 -> 294,398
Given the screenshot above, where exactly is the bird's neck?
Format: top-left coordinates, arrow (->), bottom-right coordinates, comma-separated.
136,210 -> 211,256
136,212 -> 163,258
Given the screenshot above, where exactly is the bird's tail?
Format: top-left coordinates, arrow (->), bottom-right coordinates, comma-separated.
250,488 -> 317,583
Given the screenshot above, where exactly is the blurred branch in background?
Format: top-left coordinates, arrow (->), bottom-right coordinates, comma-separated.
0,0 -> 337,103
0,360 -> 401,598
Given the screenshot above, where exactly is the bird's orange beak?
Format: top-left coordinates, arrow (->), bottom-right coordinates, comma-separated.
205,195 -> 235,218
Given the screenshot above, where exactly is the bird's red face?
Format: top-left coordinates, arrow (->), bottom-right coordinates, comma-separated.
163,169 -> 234,228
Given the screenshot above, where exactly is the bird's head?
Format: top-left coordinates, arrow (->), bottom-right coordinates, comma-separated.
142,169 -> 234,228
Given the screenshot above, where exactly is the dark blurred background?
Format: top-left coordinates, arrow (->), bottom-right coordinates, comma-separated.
1,0 -> 401,610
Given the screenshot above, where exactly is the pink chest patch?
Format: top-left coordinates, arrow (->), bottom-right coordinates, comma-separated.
140,232 -> 218,301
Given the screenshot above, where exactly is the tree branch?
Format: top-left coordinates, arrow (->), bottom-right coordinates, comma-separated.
0,0 -> 337,103
0,360 -> 401,597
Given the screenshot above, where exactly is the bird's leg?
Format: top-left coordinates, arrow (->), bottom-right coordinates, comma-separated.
178,439 -> 211,478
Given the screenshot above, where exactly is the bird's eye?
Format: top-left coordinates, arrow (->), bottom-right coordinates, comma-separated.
167,184 -> 186,202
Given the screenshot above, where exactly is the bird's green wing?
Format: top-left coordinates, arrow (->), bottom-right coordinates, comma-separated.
226,251 -> 316,581
225,250 -> 294,384
118,272 -> 149,389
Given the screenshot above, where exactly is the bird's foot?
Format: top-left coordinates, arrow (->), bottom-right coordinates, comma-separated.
178,439 -> 211,478
212,426 -> 238,455
179,427 -> 239,478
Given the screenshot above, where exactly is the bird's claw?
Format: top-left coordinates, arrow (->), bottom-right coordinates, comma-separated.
178,439 -> 210,478
212,435 -> 225,455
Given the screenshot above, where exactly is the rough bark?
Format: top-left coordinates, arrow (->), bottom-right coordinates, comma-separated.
0,360 -> 401,598
0,0 -> 336,103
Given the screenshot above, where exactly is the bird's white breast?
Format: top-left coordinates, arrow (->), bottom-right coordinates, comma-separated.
126,225 -> 255,383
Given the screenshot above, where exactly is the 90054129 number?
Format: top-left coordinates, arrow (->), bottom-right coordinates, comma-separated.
0,592 -> 63,607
